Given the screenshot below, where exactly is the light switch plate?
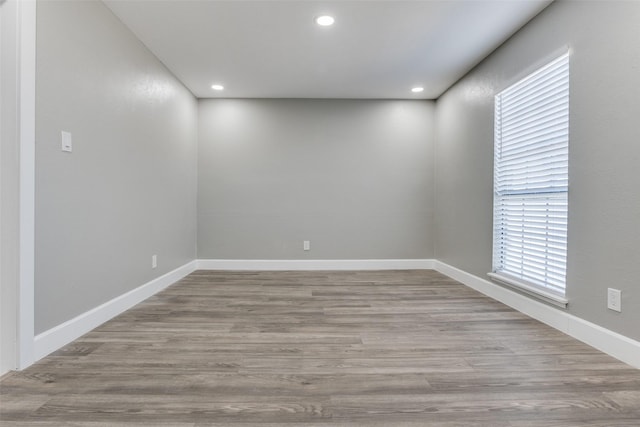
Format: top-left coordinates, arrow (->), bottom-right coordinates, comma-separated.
61,131 -> 72,152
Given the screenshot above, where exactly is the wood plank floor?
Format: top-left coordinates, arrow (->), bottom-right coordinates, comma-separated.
2,270 -> 640,426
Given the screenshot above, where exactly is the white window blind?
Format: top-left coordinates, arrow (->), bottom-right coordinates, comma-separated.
492,52 -> 569,299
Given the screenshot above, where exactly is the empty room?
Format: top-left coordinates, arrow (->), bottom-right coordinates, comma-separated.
1,0 -> 640,425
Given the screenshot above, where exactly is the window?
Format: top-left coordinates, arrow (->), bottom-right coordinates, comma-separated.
490,52 -> 569,307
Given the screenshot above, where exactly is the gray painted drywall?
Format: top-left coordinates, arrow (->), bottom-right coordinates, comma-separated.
198,99 -> 435,260
435,0 -> 640,340
35,0 -> 197,334
1,0 -> 20,374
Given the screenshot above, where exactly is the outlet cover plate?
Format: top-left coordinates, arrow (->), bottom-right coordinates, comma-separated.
607,288 -> 621,312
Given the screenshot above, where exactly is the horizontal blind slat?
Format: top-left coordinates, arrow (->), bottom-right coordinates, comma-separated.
501,82 -> 569,119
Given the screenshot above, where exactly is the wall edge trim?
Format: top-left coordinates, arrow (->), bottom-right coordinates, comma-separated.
196,259 -> 436,271
33,260 -> 198,362
434,260 -> 640,369
18,0 -> 37,371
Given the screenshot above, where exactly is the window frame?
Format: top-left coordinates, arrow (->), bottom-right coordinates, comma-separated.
490,52 -> 570,308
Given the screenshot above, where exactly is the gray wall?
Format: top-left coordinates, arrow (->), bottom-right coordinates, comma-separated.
35,0 -> 197,333
435,0 -> 640,340
198,99 -> 435,260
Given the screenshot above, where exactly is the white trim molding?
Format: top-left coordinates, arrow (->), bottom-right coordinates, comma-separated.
17,0 -> 37,370
34,261 -> 197,362
197,259 -> 435,271
434,260 -> 640,369
28,258 -> 640,371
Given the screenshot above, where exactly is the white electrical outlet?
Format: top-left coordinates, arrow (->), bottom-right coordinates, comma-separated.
607,288 -> 621,312
152,254 -> 157,269
303,240 -> 310,251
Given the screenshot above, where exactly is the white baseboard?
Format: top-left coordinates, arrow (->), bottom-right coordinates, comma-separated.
434,260 -> 640,369
197,259 -> 435,271
31,258 -> 640,371
34,260 -> 198,361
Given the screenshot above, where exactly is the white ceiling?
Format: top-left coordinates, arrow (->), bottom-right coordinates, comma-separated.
103,0 -> 553,100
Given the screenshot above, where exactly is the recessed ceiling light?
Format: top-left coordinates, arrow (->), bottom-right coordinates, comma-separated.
315,15 -> 335,26
211,84 -> 224,91
411,87 -> 424,93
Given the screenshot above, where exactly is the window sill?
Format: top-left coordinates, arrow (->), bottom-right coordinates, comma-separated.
487,272 -> 568,309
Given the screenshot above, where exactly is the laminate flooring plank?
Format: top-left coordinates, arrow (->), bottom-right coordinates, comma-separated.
2,269 -> 639,426
194,422 -> 513,427
27,394 -> 333,424
326,391 -> 633,424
